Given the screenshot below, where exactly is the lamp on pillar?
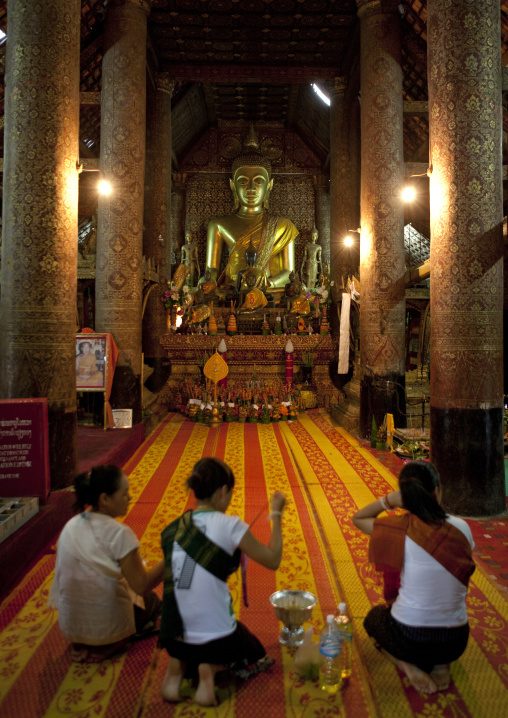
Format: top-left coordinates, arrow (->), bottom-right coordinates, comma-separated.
76,162 -> 112,195
344,228 -> 361,281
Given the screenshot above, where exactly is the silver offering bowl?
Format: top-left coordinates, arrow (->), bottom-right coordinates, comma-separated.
270,589 -> 317,647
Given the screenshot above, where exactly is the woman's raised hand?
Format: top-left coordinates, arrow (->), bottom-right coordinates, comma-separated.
271,491 -> 286,514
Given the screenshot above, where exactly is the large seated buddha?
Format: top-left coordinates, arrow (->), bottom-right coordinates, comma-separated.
205,130 -> 299,291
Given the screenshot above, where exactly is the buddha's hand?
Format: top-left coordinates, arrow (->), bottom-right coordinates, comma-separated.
270,491 -> 286,514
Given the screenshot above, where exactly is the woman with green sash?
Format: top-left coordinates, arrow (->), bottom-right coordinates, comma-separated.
159,457 -> 286,707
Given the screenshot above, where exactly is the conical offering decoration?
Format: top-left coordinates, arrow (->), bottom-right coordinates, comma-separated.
208,303 -> 218,335
227,311 -> 238,335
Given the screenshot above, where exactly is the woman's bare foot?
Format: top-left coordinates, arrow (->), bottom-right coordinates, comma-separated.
195,663 -> 223,706
398,660 -> 437,694
430,664 -> 451,691
379,649 -> 437,694
160,658 -> 186,702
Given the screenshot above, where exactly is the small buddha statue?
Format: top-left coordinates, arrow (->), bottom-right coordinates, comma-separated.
180,229 -> 200,287
205,125 -> 299,291
234,236 -> 258,293
300,225 -> 322,288
201,268 -> 217,304
239,271 -> 268,312
284,270 -> 299,311
289,276 -> 311,315
188,287 -> 211,325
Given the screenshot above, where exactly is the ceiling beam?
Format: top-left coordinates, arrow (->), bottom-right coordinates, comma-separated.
1,158 -> 505,178
160,65 -> 339,84
403,100 -> 428,117
80,92 -> 101,106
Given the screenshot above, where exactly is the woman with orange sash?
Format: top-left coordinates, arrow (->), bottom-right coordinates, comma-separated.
353,461 -> 475,694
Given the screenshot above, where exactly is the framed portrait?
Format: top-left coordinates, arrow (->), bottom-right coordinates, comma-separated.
76,334 -> 107,391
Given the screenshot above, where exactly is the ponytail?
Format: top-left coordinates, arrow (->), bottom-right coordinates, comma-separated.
73,464 -> 123,512
187,457 -> 235,500
399,460 -> 447,525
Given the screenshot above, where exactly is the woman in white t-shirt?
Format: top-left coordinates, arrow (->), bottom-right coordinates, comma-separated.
353,461 -> 475,695
48,465 -> 164,662
159,457 -> 286,707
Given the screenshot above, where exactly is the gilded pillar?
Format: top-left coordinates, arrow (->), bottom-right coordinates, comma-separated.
428,0 -> 504,515
95,0 -> 151,424
142,73 -> 174,387
171,172 -> 187,274
0,0 -> 80,489
314,174 -> 330,267
357,0 -> 406,437
329,78 -> 361,293
330,78 -> 350,292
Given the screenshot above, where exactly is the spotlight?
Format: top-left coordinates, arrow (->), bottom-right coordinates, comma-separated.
98,179 -> 112,195
402,186 -> 416,202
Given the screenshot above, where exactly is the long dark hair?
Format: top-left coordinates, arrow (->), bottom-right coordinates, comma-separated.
399,460 -> 447,525
187,457 -> 235,500
74,464 -> 123,512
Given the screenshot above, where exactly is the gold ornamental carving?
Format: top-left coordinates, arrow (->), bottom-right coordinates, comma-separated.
155,73 -> 174,96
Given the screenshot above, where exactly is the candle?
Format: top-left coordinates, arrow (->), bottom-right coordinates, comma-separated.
285,338 -> 294,388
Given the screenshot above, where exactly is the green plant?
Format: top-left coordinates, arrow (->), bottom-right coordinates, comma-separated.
301,337 -> 324,367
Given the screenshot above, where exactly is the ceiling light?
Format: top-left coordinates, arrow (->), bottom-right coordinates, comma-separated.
312,84 -> 330,106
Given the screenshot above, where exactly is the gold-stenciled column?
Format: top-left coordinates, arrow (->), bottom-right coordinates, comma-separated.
329,77 -> 361,305
95,0 -> 151,424
329,77 -> 350,293
0,0 -> 80,489
356,0 -> 406,437
142,73 -> 174,390
428,0 -> 504,515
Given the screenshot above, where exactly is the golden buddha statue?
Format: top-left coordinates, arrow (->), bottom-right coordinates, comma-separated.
239,271 -> 268,313
205,127 -> 299,291
300,225 -> 322,288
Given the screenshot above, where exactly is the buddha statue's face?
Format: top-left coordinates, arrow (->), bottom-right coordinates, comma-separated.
231,166 -> 273,212
311,230 -> 318,242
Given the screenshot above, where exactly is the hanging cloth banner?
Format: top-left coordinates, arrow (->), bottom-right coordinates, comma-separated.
338,293 -> 351,374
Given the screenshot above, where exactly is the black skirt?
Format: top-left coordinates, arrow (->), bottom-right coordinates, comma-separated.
364,604 -> 469,674
161,620 -> 266,669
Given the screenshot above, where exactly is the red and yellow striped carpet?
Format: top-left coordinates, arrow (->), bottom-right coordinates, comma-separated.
0,412 -> 506,717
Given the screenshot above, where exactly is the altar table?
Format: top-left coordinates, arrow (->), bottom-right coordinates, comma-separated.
160,333 -> 339,408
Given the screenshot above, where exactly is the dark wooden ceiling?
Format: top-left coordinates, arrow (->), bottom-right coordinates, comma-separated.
0,1 -> 507,171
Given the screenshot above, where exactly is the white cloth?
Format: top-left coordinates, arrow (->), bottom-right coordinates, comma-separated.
48,512 -> 140,645
172,510 -> 249,644
391,515 -> 474,628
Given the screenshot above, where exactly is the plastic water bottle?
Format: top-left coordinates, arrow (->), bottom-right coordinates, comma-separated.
319,614 -> 342,693
335,602 -> 353,679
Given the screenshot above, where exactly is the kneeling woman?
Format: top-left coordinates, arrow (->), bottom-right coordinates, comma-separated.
352,461 -> 475,694
159,457 -> 286,706
48,465 -> 164,661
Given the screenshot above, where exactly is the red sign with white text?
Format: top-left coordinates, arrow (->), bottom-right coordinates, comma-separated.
0,399 -> 51,501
